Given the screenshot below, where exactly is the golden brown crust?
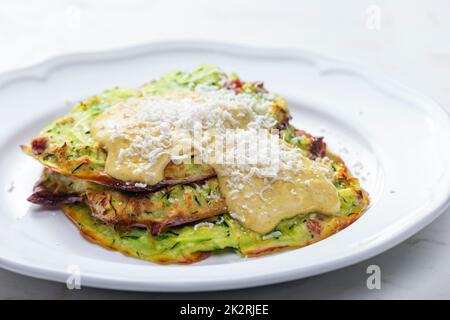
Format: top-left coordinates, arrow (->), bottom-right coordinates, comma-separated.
29,168 -> 227,236
85,189 -> 227,235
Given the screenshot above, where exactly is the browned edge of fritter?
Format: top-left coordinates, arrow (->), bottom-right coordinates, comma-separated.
85,190 -> 227,236
27,174 -> 82,206
27,171 -> 228,235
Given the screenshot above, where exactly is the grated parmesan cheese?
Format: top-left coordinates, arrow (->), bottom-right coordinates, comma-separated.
193,222 -> 215,230
262,231 -> 282,240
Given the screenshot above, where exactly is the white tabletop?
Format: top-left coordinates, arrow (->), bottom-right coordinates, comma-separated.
1,0 -> 449,299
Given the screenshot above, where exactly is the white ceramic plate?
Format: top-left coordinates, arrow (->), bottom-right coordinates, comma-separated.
0,41 -> 449,292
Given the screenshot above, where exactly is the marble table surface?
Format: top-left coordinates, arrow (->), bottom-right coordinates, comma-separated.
0,0 -> 449,299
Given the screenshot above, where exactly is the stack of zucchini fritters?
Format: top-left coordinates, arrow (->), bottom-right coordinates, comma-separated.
23,65 -> 369,264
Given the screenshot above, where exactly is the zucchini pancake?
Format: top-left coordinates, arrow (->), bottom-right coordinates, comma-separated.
23,65 -> 369,264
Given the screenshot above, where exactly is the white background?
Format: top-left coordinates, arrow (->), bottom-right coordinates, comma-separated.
1,0 -> 449,299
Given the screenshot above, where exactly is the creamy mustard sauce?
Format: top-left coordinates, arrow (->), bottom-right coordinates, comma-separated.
92,104 -> 172,185
91,90 -> 340,234
213,157 -> 339,234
